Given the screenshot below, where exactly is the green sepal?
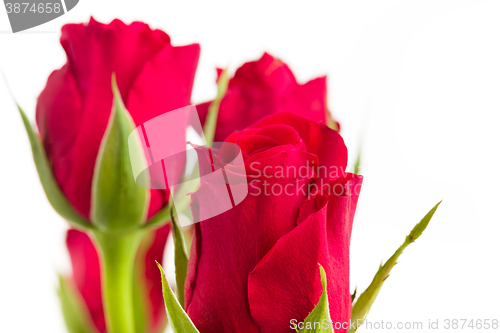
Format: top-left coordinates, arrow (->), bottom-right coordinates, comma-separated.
171,206 -> 189,309
58,275 -> 100,333
157,262 -> 200,333
15,103 -> 91,230
91,75 -> 149,231
298,265 -> 333,333
203,69 -> 229,147
349,201 -> 442,333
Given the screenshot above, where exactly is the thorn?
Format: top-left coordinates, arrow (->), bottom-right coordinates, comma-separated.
351,287 -> 358,302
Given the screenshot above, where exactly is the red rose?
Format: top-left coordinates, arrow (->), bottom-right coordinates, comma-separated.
197,53 -> 330,142
185,113 -> 362,333
35,18 -> 199,332
36,17 -> 200,220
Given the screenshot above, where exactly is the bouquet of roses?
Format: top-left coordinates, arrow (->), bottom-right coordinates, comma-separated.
13,18 -> 440,333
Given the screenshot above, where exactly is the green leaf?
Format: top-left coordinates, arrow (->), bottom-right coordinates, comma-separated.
349,201 -> 442,333
325,108 -> 339,131
15,103 -> 91,230
91,75 -> 149,231
350,132 -> 363,175
298,265 -> 334,333
203,69 -> 229,147
58,275 -> 99,333
353,145 -> 362,176
157,262 -> 200,333
171,206 -> 189,309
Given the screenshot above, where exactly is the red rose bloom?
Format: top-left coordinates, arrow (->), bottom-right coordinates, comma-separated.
36,18 -> 200,332
197,53 -> 330,142
36,17 -> 199,220
185,113 -> 362,333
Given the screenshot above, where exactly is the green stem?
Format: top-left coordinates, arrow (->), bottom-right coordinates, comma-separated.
92,230 -> 145,333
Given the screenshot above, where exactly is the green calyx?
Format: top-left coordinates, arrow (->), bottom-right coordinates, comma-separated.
90,74 -> 150,232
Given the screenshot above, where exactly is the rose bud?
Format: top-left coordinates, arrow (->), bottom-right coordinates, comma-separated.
16,18 -> 200,333
196,53 -> 337,143
185,113 -> 362,333
36,17 -> 199,225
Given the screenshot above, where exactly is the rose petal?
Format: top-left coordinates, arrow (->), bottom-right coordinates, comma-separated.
196,53 -> 328,142
127,42 -> 200,202
140,224 -> 171,331
235,134 -> 281,156
185,179 -> 312,333
36,65 -> 83,207
248,174 -> 362,333
249,113 -> 348,181
37,18 -> 199,218
253,124 -> 303,147
66,229 -> 105,332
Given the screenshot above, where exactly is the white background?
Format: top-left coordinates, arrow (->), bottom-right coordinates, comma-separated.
1,0 -> 499,332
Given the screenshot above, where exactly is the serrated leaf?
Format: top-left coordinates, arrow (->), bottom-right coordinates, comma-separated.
157,262 -> 200,333
203,69 -> 229,147
91,75 -> 149,231
58,275 -> 100,333
349,201 -> 442,333
298,265 -> 333,333
15,103 -> 91,230
171,206 -> 189,309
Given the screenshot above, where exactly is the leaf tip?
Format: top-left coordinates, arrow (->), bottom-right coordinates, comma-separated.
407,200 -> 442,243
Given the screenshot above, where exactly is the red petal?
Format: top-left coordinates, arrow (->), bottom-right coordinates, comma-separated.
248,174 -> 362,333
252,124 -> 303,147
249,113 -> 348,180
185,179 -> 312,333
66,230 -> 105,332
36,65 -> 85,215
36,18 -> 199,218
127,42 -> 200,203
196,53 -> 328,142
140,224 -> 171,331
235,134 -> 281,156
